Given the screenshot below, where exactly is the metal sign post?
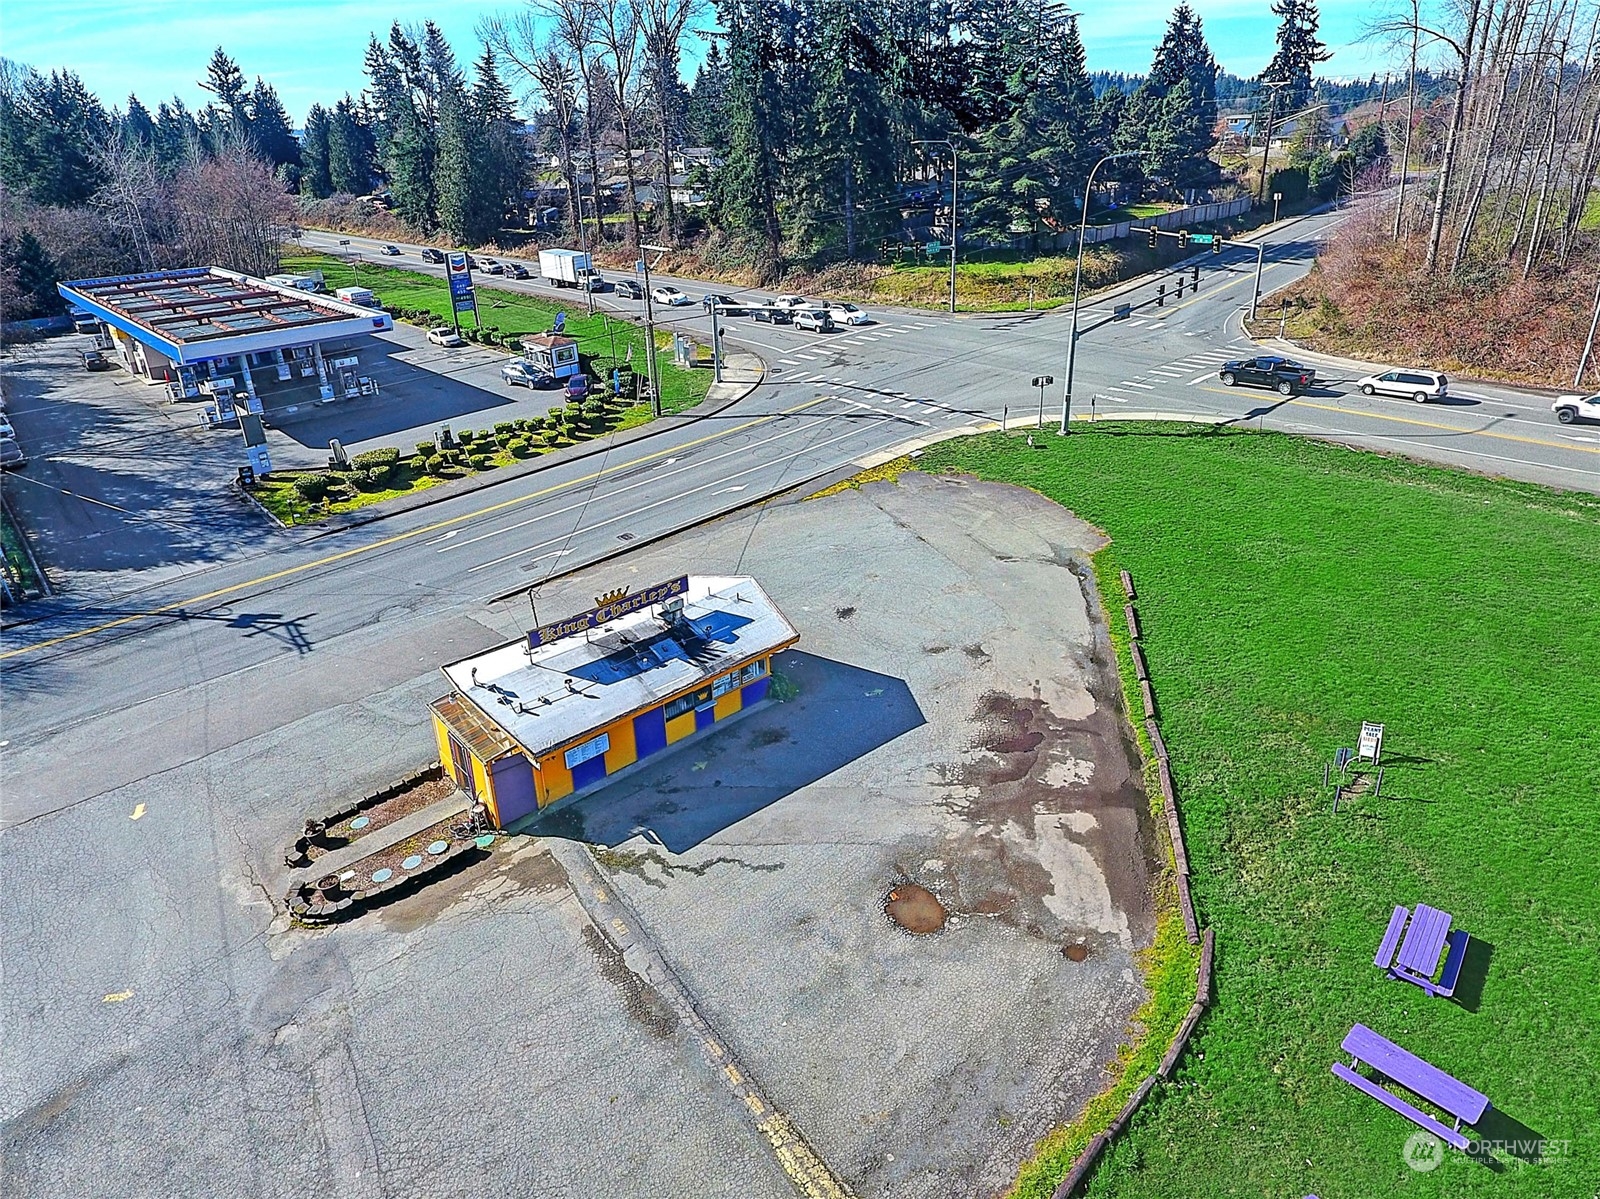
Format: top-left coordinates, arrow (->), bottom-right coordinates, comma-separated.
1031,375 -> 1054,427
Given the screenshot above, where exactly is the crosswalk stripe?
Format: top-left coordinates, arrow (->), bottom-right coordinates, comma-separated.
1119,380 -> 1155,389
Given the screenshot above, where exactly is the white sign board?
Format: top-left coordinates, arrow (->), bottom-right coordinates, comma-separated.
563,732 -> 611,770
1357,722 -> 1384,763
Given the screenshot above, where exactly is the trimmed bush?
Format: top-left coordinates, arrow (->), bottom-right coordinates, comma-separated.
494,422 -> 516,440
352,447 -> 401,470
369,463 -> 394,485
415,440 -> 436,457
506,438 -> 529,456
408,454 -> 427,471
292,473 -> 331,501
425,454 -> 446,475
468,454 -> 491,470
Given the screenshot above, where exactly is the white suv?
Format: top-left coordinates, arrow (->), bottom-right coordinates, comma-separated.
1356,368 -> 1449,403
1552,392 -> 1600,424
793,309 -> 834,333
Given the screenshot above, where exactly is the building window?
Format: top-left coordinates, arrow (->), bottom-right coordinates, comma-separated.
664,686 -> 711,720
563,732 -> 610,770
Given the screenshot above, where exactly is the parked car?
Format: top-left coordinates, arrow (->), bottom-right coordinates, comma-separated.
1552,391 -> 1600,424
564,374 -> 591,401
479,257 -> 505,274
0,437 -> 25,470
81,349 -> 112,371
823,301 -> 871,326
420,247 -> 445,264
651,285 -> 691,306
501,359 -> 555,388
507,263 -> 531,279
0,417 -> 14,441
427,326 -> 466,348
380,244 -> 401,256
614,279 -> 644,300
772,294 -> 809,310
793,309 -> 835,333
1356,368 -> 1449,403
1217,355 -> 1313,395
749,303 -> 793,324
702,293 -> 740,314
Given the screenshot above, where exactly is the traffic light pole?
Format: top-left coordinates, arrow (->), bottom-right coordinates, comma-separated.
1251,242 -> 1267,319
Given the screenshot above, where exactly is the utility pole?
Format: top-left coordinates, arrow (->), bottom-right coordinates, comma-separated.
1062,151 -> 1141,434
1251,242 -> 1267,319
573,183 -> 596,317
711,303 -> 723,384
1256,79 -> 1290,202
913,139 -> 959,313
640,243 -> 676,417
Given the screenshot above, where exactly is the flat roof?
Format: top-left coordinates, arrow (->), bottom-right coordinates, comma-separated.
58,267 -> 392,365
441,576 -> 798,761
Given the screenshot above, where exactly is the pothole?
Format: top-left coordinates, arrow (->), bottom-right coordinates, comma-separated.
1062,943 -> 1090,962
885,883 -> 947,934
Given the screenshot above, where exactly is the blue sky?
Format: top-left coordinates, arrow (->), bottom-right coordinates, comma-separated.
5,0 -> 1388,122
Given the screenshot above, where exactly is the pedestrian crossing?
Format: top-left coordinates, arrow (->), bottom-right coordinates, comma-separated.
1095,348 -> 1241,400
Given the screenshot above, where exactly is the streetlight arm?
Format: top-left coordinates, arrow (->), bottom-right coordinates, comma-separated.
1060,151 -> 1141,434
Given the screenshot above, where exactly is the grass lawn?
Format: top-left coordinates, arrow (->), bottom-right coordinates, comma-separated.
1,501 -> 45,596
282,252 -> 711,415
913,426 -> 1600,1199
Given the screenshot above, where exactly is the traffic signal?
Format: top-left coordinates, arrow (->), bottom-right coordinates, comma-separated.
1212,237 -> 1223,254
1191,263 -> 1200,283
1147,227 -> 1158,249
1157,283 -> 1166,307
1177,229 -> 1189,248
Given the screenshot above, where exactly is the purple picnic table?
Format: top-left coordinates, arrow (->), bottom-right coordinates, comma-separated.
1332,1023 -> 1489,1151
1374,903 -> 1469,998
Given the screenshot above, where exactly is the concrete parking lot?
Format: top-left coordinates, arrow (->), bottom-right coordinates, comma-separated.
0,469 -> 1156,1199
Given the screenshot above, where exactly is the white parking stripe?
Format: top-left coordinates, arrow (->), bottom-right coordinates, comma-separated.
1118,381 -> 1155,390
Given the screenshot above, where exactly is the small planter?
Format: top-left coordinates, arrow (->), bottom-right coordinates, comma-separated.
317,874 -> 343,898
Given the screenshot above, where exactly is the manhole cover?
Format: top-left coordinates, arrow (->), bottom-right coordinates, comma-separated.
885,883 -> 947,934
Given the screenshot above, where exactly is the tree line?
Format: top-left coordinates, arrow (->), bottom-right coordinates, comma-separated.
3,0 -> 1374,311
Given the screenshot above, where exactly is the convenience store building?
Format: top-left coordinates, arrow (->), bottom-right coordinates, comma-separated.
429,575 -> 798,828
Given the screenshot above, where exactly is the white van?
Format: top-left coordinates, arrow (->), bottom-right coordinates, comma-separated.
1356,369 -> 1449,403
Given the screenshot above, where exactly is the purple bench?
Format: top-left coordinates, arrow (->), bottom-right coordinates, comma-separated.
1332,1023 -> 1488,1152
1377,903 -> 1469,998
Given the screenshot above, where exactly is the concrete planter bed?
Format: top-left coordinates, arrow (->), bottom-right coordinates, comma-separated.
288,823 -> 495,925
283,762 -> 448,866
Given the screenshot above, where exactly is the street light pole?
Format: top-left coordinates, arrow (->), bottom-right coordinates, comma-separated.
1061,150 -> 1140,435
913,139 -> 959,313
1256,80 -> 1289,202
1251,241 -> 1267,319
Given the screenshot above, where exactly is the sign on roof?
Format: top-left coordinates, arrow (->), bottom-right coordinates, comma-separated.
528,575 -> 690,648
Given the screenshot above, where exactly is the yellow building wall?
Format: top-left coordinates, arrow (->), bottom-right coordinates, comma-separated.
603,715 -> 637,773
433,717 -> 462,788
713,690 -> 741,721
665,711 -> 697,744
538,755 -> 573,806
471,754 -> 494,818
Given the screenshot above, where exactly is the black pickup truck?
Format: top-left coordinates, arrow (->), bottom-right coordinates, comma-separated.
1217,356 -> 1315,395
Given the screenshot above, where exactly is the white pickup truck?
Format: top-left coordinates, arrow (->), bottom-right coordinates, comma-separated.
1552,392 -> 1600,424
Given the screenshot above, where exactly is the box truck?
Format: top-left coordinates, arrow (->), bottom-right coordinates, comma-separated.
335,286 -> 380,308
538,248 -> 603,290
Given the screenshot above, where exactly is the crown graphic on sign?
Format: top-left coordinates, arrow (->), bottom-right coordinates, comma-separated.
595,587 -> 629,606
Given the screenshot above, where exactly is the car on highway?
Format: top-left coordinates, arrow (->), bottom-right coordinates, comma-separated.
501,359 -> 556,388
479,257 -> 505,274
564,374 -> 591,401
507,263 -> 530,279
793,309 -> 835,333
1551,391 -> 1600,424
702,293 -> 740,314
380,244 -> 401,255
70,309 -> 99,334
614,279 -> 644,300
420,248 -> 445,264
823,301 -> 871,326
427,326 -> 466,348
1356,368 -> 1449,403
1217,355 -> 1313,396
651,285 -> 692,306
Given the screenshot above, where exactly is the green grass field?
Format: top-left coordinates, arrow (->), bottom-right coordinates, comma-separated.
915,426 -> 1600,1199
282,252 -> 711,414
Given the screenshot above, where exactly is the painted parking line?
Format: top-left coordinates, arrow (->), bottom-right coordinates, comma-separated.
1128,319 -> 1148,327
1118,381 -> 1156,390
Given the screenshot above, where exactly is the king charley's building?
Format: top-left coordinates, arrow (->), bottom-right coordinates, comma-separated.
430,576 -> 798,828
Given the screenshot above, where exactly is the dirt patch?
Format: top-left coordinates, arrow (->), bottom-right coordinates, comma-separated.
885,883 -> 948,934
579,924 -> 680,1039
311,774 -> 461,860
835,605 -> 857,620
963,643 -> 990,660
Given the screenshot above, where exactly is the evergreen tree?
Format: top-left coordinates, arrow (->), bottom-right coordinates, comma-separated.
366,25 -> 439,228
0,68 -> 111,207
435,83 -> 496,243
328,96 -> 375,195
300,104 -> 334,198
0,229 -> 64,318
686,41 -> 730,149
199,47 -> 249,150
1261,0 -> 1330,113
122,95 -> 157,150
472,47 -> 524,226
247,79 -> 299,167
711,0 -> 782,259
1122,6 -> 1221,196
153,98 -> 200,171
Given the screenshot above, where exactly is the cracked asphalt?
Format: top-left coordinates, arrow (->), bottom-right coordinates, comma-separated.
1,471 -> 1155,1198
